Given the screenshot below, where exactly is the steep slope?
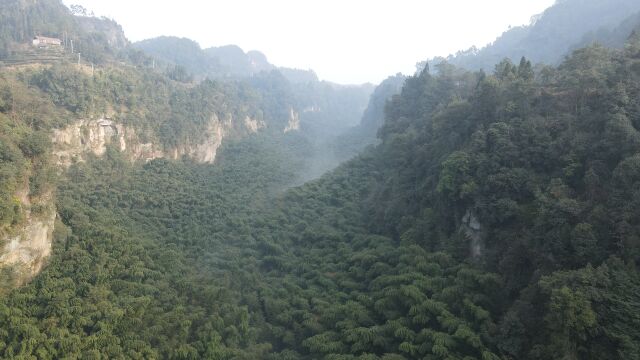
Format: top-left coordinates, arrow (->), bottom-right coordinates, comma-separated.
0,74 -> 61,286
358,74 -> 407,135
0,57 -> 307,285
361,38 -> 640,358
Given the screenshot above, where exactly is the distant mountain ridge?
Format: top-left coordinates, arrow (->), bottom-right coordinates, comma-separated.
425,0 -> 640,71
133,36 -> 319,83
132,35 -> 376,182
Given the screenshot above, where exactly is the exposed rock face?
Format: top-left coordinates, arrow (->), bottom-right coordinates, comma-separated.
52,119 -> 130,166
461,210 -> 483,258
0,186 -> 56,282
0,212 -> 56,280
244,116 -> 265,133
284,107 -> 300,133
52,114 -> 242,166
168,118 -> 229,163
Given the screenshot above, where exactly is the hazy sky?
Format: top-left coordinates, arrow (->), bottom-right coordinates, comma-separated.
62,0 -> 556,84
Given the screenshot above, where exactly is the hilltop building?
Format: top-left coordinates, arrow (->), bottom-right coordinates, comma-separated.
32,36 -> 62,47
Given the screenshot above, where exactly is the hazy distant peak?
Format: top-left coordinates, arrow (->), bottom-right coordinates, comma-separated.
425,0 -> 640,71
137,36 -> 202,50
247,50 -> 270,64
204,44 -> 244,56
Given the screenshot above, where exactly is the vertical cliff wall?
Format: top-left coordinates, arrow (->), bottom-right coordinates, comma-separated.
50,113 -> 257,167
0,182 -> 56,284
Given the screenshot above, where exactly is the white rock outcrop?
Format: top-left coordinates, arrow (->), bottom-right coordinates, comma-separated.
0,212 -> 56,279
244,116 -> 265,133
284,108 -> 300,133
0,185 -> 56,282
52,115 -> 239,166
462,210 -> 483,258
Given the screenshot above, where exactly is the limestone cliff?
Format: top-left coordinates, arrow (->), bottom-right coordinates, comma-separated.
51,114 -> 256,166
284,107 -> 300,133
167,118 -> 230,163
0,212 -> 56,282
0,185 -> 56,284
244,116 -> 265,133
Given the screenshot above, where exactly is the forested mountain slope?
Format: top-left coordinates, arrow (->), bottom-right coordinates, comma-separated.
0,0 -> 375,284
427,0 -> 640,71
133,37 -> 275,80
133,36 -> 323,86
2,0 -> 640,359
134,36 -> 375,181
0,59 -> 315,284
134,36 -> 374,135
1,21 -> 640,360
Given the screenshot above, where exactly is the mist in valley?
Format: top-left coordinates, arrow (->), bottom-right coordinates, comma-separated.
1,0 -> 640,358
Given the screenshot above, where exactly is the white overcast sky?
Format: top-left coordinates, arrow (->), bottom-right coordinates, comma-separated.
62,0 -> 556,84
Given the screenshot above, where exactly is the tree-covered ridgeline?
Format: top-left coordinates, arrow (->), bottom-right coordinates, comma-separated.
2,34 -> 640,359
424,0 -> 640,72
365,37 -> 640,358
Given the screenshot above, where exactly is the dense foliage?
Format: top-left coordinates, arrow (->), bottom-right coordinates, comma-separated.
1,34 -> 640,359
0,137 -> 502,359
368,38 -> 640,358
16,63 -> 300,146
2,1 -> 640,359
0,72 -> 62,235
